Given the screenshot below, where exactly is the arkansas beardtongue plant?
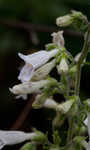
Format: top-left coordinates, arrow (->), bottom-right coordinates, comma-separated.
0,10 -> 90,150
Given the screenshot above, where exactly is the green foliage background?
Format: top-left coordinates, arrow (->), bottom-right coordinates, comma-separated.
0,0 -> 90,130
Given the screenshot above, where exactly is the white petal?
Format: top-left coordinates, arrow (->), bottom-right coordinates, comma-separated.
0,140 -> 5,150
48,49 -> 59,58
44,98 -> 58,109
51,31 -> 65,47
56,15 -> 72,27
18,64 -> 34,82
18,49 -> 58,69
16,94 -> 27,100
0,130 -> 36,149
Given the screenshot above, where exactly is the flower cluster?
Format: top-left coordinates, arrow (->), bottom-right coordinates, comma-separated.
1,10 -> 90,150
10,30 -> 70,100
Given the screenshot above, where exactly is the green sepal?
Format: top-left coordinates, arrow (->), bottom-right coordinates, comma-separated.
31,130 -> 48,144
20,143 -> 37,150
45,43 -> 59,51
71,10 -> 88,32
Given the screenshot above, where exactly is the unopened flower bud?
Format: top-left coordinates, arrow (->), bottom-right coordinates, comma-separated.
56,11 -> 87,31
57,58 -> 69,74
56,15 -> 72,27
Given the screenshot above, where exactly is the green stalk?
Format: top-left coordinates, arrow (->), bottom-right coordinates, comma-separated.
67,28 -> 90,145
67,118 -> 74,142
75,28 -> 90,96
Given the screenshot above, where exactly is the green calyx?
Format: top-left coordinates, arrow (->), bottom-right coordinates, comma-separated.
45,43 -> 59,51
32,130 -> 47,144
20,143 -> 37,150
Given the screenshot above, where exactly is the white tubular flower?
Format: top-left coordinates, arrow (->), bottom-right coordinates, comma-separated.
51,31 -> 65,47
0,130 -> 37,150
31,59 -> 56,81
43,98 -> 58,109
10,80 -> 50,95
18,49 -> 58,82
57,58 -> 69,74
56,15 -> 72,27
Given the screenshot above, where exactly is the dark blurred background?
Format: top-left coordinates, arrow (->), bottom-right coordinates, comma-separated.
0,0 -> 90,131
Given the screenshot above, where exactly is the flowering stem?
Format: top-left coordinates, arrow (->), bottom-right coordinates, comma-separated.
75,28 -> 90,96
67,27 -> 90,144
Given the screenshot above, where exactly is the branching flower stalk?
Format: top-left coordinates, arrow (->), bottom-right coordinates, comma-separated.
1,10 -> 90,150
